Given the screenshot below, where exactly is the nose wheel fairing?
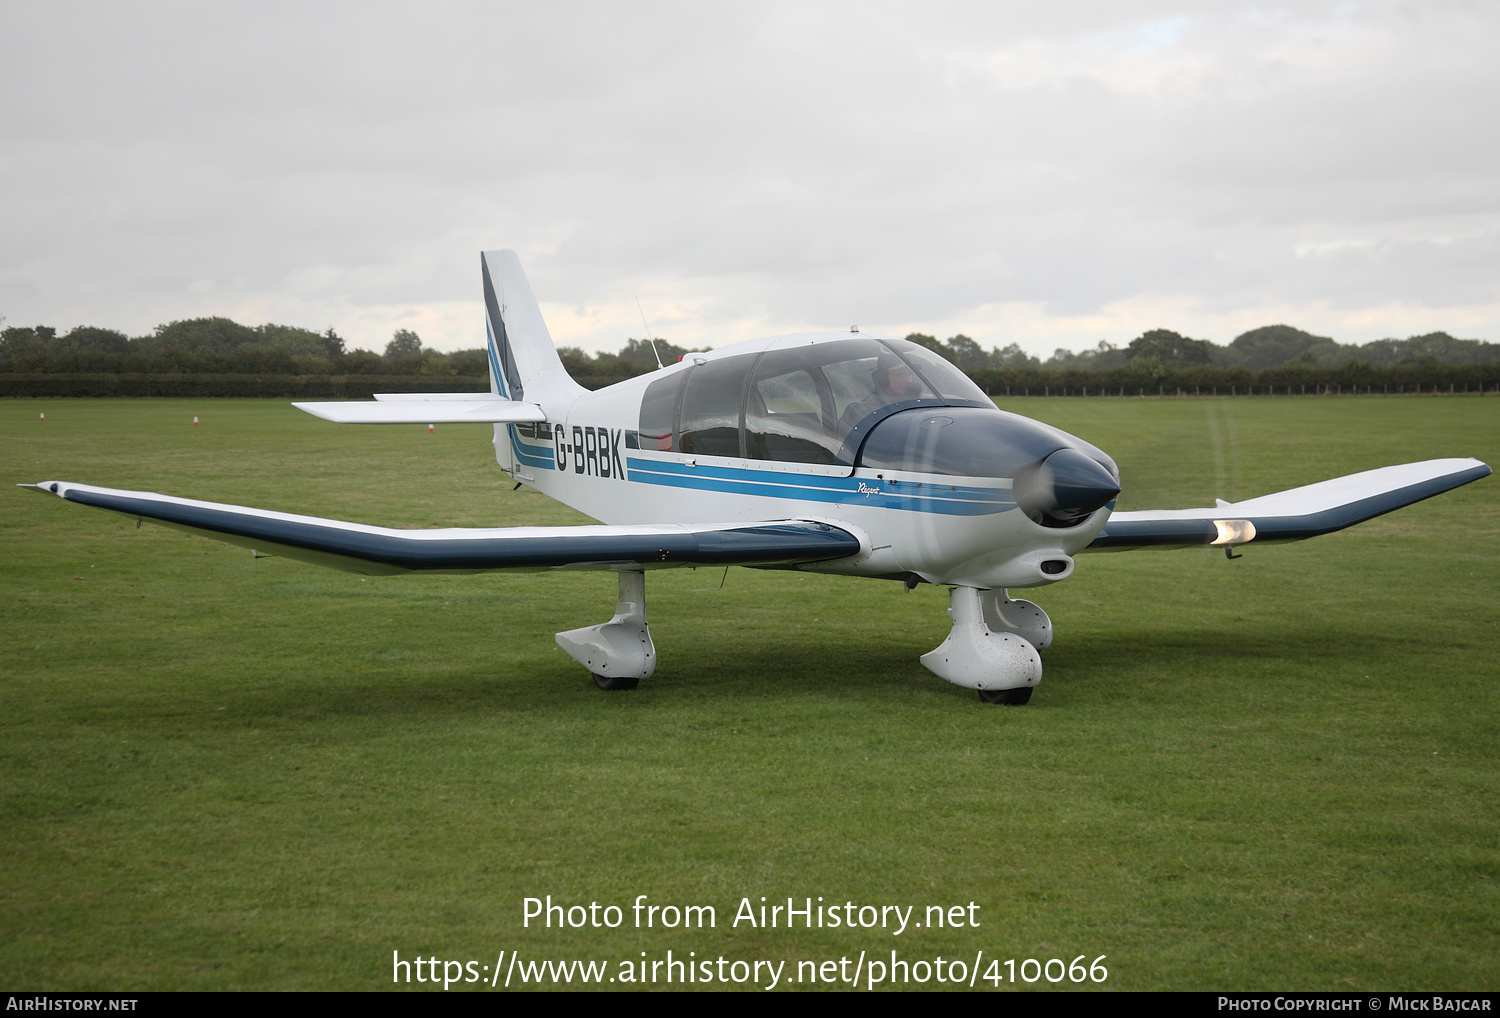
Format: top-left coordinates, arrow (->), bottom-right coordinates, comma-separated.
979,588 -> 1052,650
921,586 -> 1047,699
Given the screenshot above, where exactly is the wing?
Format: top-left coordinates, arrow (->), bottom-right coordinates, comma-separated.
1087,457 -> 1490,551
21,481 -> 860,575
292,397 -> 546,424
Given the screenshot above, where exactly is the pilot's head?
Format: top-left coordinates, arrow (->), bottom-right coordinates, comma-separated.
875,356 -> 922,398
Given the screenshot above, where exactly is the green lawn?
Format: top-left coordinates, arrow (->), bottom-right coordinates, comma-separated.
2,396 -> 1496,991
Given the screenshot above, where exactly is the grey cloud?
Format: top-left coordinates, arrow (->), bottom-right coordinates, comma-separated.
3,1 -> 1497,352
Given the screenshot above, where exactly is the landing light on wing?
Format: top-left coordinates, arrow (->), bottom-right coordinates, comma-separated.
1211,519 -> 1257,546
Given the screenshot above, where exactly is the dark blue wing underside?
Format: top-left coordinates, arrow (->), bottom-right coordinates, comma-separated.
56,486 -> 861,572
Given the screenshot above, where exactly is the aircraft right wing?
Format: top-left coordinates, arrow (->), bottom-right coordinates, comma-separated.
1087,457 -> 1490,551
21,480 -> 860,575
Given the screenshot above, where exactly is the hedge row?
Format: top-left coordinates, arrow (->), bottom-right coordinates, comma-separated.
0,374 -> 490,398
5,366 -> 1500,400
968,362 -> 1500,396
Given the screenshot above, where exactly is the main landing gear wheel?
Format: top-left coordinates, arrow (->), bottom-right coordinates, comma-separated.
978,686 -> 1033,706
556,571 -> 656,691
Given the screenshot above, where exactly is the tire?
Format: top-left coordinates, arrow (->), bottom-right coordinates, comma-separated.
593,673 -> 640,691
978,686 -> 1032,706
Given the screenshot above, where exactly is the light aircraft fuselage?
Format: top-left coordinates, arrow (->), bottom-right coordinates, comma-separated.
498,331 -> 1119,591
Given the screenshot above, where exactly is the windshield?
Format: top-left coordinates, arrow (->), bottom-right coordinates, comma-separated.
885,339 -> 991,403
637,337 -> 992,464
747,339 -> 941,462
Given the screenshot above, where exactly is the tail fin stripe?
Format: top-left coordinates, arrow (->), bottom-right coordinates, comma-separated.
485,320 -> 508,398
482,258 -> 524,400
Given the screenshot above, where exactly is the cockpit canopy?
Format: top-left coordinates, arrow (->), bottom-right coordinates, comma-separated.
635,337 -> 992,466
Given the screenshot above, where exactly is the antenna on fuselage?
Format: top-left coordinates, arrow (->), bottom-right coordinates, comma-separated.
635,298 -> 666,371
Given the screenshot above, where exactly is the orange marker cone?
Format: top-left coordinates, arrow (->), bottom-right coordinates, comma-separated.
39,412 -> 45,421
428,423 -> 434,433
193,416 -> 199,426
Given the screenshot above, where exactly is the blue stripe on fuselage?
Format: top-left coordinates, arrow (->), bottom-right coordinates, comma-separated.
509,425 -> 556,470
625,456 -> 1012,516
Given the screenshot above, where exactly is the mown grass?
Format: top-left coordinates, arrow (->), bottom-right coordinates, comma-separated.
2,396 -> 1496,991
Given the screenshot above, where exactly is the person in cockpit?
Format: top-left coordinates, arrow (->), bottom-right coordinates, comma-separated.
839,353 -> 926,430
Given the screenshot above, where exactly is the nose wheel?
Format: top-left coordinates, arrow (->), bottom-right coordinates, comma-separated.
978,686 -> 1032,706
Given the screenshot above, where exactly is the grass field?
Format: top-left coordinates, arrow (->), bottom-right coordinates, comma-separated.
2,396 -> 1496,991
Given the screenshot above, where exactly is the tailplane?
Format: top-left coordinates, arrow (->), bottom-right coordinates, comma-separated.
482,250 -> 587,407
291,250 -> 580,424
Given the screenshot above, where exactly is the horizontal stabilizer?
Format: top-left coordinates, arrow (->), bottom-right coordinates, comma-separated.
1088,457 -> 1490,551
372,392 -> 500,401
292,399 -> 547,424
22,481 -> 860,575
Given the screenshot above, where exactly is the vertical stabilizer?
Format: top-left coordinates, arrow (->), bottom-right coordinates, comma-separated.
481,250 -> 587,408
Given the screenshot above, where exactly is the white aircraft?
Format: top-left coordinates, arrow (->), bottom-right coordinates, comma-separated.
25,251 -> 1491,704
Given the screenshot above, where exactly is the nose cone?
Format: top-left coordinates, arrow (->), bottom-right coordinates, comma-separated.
1015,447 -> 1121,527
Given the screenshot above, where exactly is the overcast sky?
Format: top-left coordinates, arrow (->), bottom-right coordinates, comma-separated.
3,1 -> 1497,357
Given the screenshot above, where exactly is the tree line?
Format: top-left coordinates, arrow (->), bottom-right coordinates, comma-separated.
0,319 -> 486,378
3,316 -> 1498,397
900,324 -> 1500,396
961,324 -> 1500,372
559,324 -> 1500,393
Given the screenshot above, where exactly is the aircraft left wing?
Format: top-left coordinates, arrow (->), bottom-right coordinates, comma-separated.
21,481 -> 861,575
1088,457 -> 1490,551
